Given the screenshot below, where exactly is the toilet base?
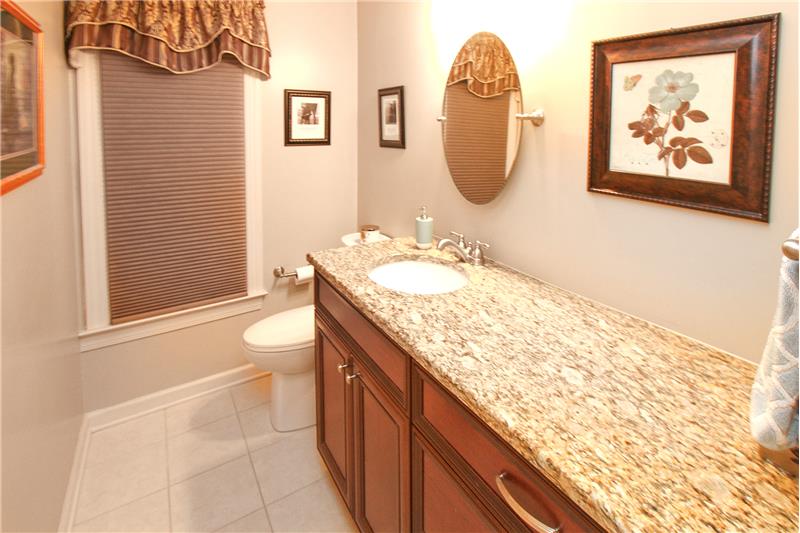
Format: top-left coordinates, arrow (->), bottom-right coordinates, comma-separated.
269,370 -> 316,432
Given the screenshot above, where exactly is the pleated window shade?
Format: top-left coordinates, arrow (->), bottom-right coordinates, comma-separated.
100,53 -> 247,324
443,83 -> 510,205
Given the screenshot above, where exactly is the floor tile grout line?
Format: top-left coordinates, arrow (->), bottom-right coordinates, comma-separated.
72,380 -> 274,531
163,409 -> 173,532
261,470 -> 328,510
166,390 -> 238,440
164,390 -> 270,486
230,378 -> 270,414
235,398 -> 269,417
232,395 -> 276,533
78,416 -> 167,474
168,451 -> 251,487
71,431 -> 171,527
242,428 -> 294,456
211,506 -> 269,533
84,378 -> 268,451
71,486 -> 168,529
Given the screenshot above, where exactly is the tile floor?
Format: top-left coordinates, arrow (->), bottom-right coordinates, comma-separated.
71,376 -> 356,532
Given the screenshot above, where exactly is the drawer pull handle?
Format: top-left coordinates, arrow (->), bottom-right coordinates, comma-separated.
495,472 -> 560,533
345,372 -> 361,384
337,362 -> 351,374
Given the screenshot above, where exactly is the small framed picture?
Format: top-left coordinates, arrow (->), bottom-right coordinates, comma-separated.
378,86 -> 405,149
1,0 -> 44,195
588,15 -> 779,221
284,89 -> 330,146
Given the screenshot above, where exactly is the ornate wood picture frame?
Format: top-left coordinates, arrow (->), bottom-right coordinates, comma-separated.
1,0 -> 44,195
378,86 -> 405,149
284,89 -> 331,146
588,14 -> 779,221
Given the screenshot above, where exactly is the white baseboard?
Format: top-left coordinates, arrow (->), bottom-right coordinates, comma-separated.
58,416 -> 90,533
59,364 -> 269,531
86,364 -> 268,431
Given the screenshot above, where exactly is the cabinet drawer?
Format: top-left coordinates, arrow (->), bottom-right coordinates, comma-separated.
316,274 -> 409,408
412,430 -> 501,532
412,365 -> 604,533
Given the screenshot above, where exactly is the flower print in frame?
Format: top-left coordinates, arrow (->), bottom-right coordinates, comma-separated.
588,15 -> 779,222
609,54 -> 734,183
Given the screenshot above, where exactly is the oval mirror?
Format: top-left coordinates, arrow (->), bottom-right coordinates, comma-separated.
441,32 -> 522,205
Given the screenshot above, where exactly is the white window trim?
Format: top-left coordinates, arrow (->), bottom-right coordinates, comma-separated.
75,51 -> 266,352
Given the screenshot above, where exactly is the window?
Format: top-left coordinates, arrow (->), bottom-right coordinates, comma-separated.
75,52 -> 264,350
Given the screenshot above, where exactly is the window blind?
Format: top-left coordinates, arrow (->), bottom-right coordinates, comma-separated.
443,83 -> 510,205
100,53 -> 247,324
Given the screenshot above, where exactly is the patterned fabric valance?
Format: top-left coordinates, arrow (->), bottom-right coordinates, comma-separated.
446,32 -> 519,99
65,0 -> 271,78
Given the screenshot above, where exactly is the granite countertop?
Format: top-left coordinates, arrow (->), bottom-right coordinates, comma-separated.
307,237 -> 798,532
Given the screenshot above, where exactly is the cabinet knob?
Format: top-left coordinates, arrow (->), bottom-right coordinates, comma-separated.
345,372 -> 361,384
337,362 -> 351,374
495,472 -> 560,533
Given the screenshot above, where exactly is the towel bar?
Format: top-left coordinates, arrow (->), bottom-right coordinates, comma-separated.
782,238 -> 799,261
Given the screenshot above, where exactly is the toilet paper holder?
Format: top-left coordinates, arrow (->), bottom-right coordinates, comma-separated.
273,266 -> 297,279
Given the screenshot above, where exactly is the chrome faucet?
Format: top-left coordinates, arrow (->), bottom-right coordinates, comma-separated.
437,231 -> 490,266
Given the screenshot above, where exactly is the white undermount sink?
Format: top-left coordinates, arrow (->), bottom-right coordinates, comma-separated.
368,258 -> 468,295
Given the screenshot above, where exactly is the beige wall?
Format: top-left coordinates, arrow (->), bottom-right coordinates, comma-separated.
80,1 -> 359,411
1,2 -> 84,530
357,1 -> 799,362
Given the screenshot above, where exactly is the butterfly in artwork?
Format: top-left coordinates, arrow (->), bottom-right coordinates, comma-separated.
623,74 -> 642,91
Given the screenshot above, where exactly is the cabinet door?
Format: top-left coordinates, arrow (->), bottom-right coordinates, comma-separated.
315,319 -> 353,508
352,362 -> 410,533
412,431 -> 500,533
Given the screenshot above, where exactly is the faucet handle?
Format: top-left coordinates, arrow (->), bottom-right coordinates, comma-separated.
472,240 -> 490,264
449,231 -> 466,248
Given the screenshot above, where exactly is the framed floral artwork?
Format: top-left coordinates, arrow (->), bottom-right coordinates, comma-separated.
378,86 -> 405,148
588,14 -> 779,221
284,89 -> 330,146
1,0 -> 44,195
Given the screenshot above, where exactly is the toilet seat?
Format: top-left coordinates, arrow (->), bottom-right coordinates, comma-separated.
243,304 -> 315,353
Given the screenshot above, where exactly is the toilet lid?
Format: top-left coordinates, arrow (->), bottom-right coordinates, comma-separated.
243,305 -> 315,353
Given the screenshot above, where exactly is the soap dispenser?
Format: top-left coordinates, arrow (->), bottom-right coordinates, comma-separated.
415,206 -> 433,249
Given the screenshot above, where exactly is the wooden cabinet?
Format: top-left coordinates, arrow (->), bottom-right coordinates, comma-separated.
412,430 -> 500,532
315,315 -> 354,509
314,274 -> 605,533
412,365 -> 602,533
352,360 -> 410,533
315,283 -> 410,532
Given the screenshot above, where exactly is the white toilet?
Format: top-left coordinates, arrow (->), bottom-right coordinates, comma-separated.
242,305 -> 316,432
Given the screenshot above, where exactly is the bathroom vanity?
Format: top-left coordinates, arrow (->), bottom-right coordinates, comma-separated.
308,238 -> 798,532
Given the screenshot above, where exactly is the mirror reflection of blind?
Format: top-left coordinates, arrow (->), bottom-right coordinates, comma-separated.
443,83 -> 510,205
100,53 -> 247,324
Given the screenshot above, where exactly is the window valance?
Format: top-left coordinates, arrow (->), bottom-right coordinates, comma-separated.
65,0 -> 271,78
446,32 -> 519,99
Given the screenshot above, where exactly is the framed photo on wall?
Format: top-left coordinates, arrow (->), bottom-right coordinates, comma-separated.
378,86 -> 405,148
587,14 -> 779,221
284,89 -> 330,146
1,0 -> 44,195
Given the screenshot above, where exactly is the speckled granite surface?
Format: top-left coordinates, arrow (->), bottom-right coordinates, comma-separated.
307,238 -> 798,532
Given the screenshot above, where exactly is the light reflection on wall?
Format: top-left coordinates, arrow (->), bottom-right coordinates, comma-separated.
428,0 -> 574,73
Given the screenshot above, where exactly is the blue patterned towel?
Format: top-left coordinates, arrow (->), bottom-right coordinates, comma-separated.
751,230 -> 799,451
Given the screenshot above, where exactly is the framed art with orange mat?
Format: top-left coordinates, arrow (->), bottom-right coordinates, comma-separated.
1,0 -> 43,195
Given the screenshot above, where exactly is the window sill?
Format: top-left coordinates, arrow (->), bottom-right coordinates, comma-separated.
79,291 -> 267,352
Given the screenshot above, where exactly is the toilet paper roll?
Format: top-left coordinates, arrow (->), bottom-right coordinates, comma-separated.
295,264 -> 314,285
